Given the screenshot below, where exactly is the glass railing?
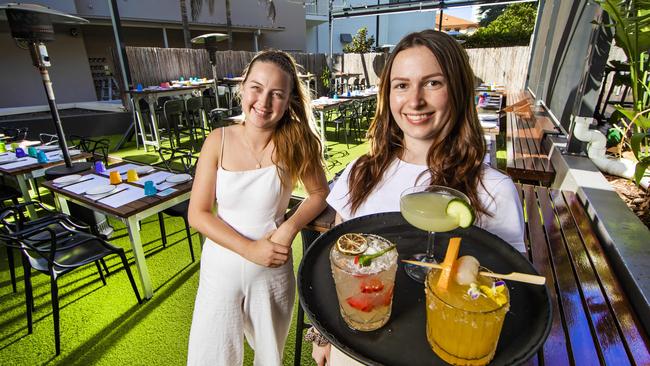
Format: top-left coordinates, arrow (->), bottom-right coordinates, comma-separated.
305,1 -> 328,16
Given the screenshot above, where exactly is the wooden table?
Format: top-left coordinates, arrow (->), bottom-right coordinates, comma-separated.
339,91 -> 377,100
0,151 -> 92,218
42,163 -> 193,299
291,183 -> 650,365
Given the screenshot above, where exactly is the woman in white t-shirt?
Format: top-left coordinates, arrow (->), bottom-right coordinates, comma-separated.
309,30 -> 525,366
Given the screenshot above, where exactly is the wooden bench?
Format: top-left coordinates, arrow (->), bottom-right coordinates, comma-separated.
291,183 -> 650,365
502,89 -> 563,186
518,184 -> 650,365
505,111 -> 558,185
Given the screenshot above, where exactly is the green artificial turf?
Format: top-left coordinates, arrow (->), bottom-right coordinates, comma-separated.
0,126 -> 370,365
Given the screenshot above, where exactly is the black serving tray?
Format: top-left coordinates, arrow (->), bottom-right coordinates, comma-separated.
297,212 -> 551,365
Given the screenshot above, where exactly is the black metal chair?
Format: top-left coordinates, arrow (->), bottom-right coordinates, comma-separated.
163,99 -> 192,150
1,126 -> 29,142
70,135 -> 110,165
329,101 -> 361,147
38,133 -> 59,146
185,96 -> 210,149
0,203 -> 142,355
157,150 -> 197,262
0,181 -> 21,292
2,200 -> 115,289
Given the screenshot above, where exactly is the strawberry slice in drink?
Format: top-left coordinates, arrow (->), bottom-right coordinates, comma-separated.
360,278 -> 384,293
382,285 -> 394,306
346,294 -> 374,312
368,285 -> 394,308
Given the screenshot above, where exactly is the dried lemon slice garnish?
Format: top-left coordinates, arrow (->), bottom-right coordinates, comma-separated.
336,233 -> 368,255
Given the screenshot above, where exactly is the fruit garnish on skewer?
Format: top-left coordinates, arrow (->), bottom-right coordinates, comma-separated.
402,259 -> 545,285
455,255 -> 480,285
436,237 -> 462,290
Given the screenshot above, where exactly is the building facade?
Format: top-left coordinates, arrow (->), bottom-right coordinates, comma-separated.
306,0 -> 441,54
1,0 -> 308,108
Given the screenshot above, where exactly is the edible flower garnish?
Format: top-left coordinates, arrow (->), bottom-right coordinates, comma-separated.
355,245 -> 396,267
467,283 -> 482,300
467,281 -> 507,306
479,280 -> 508,306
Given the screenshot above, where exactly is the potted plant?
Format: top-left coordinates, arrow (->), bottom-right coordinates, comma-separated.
597,0 -> 650,185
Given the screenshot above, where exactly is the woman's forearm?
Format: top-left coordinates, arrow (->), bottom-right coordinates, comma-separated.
188,210 -> 252,256
282,191 -> 328,237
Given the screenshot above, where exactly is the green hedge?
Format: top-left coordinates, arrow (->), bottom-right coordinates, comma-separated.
459,3 -> 537,49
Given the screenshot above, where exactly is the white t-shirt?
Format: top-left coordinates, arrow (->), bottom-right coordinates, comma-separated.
326,158 -> 526,252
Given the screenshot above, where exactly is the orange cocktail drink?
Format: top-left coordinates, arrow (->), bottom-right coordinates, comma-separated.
426,268 -> 509,365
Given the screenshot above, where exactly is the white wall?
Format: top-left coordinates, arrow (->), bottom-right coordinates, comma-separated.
306,1 -> 438,54
0,23 -> 96,108
379,11 -> 437,46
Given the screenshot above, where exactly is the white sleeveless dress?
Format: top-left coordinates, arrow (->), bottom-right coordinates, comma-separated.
187,128 -> 294,366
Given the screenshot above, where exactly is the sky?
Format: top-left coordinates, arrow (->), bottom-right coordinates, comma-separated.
445,6 -> 476,22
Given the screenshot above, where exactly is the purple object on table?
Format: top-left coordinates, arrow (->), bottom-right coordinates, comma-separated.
94,161 -> 105,173
15,148 -> 26,158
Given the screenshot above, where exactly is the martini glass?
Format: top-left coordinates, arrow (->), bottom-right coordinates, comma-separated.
400,185 -> 470,283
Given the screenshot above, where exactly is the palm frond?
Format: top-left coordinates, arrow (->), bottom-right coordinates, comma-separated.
190,0 -> 202,21
267,0 -> 276,23
258,0 -> 276,23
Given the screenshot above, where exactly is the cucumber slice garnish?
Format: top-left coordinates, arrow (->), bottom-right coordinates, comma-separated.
446,198 -> 475,228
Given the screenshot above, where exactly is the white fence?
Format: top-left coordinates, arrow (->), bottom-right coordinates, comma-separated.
332,46 -> 531,95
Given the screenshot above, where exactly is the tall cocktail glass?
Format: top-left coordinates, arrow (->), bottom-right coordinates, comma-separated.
425,268 -> 510,365
400,185 -> 470,282
330,234 -> 398,331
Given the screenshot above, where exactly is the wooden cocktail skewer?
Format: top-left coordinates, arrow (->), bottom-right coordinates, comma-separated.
402,260 -> 546,285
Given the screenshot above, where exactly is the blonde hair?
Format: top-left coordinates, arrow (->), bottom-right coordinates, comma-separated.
347,30 -> 488,217
239,50 -> 323,187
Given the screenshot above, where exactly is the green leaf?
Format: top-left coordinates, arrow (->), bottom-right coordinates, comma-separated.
635,114 -> 650,129
633,158 -> 650,184
614,106 -> 637,122
630,132 -> 650,160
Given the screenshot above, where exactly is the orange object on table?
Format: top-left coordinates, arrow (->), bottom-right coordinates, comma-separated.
436,237 -> 462,290
109,170 -> 122,185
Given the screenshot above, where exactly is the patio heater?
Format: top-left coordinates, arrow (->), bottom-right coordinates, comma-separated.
191,33 -> 228,108
0,3 -> 93,175
2,3 -> 112,237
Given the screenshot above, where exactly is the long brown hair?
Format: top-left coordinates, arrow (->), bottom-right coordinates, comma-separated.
347,30 -> 488,217
239,50 -> 323,187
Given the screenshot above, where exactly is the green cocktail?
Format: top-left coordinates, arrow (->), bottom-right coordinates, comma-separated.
400,192 -> 459,233
400,185 -> 474,283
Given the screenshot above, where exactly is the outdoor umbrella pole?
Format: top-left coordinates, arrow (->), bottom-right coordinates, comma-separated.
28,41 -> 73,168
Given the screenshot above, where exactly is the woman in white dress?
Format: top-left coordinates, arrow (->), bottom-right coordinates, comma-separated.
187,50 -> 328,366
310,30 -> 525,365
